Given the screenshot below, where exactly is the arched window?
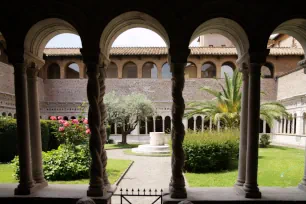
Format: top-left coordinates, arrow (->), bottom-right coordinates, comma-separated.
185,62 -> 197,78
66,63 -> 80,79
8,113 -> 12,117
221,62 -> 235,78
162,63 -> 172,78
71,116 -> 76,119
164,116 -> 171,133
123,62 -> 137,78
155,116 -> 163,132
47,63 -> 60,79
262,62 -> 274,78
139,120 -> 146,134
142,62 -> 158,78
201,62 -> 216,78
2,112 -> 6,117
106,62 -> 118,78
13,114 -> 16,119
63,116 -> 69,120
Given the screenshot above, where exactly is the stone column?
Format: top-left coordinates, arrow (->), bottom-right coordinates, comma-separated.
145,118 -> 148,134
243,50 -> 269,199
60,62 -> 66,79
287,119 -> 290,134
168,47 -> 189,199
296,113 -> 303,135
201,116 -> 204,132
162,117 -> 165,132
81,49 -> 105,196
183,118 -> 188,131
291,118 -> 295,134
263,120 -> 266,134
217,119 -> 221,132
153,117 -> 156,132
235,63 -> 249,188
170,117 -> 173,131
209,117 -> 212,132
114,122 -> 117,135
26,60 -> 47,187
12,59 -> 34,195
284,119 -> 287,134
193,116 -> 196,131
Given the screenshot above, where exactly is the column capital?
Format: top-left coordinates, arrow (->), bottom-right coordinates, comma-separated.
99,52 -> 110,69
80,48 -> 100,64
248,49 -> 270,65
168,47 -> 190,64
298,59 -> 306,68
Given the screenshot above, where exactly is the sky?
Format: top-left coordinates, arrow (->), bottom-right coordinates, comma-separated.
45,28 -> 199,48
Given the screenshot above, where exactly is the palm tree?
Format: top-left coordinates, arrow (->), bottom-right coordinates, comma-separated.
185,69 -> 289,129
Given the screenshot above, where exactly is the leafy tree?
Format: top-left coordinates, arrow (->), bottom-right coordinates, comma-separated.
185,69 -> 289,129
104,92 -> 155,144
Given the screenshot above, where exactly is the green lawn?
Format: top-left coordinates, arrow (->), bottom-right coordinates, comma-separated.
0,159 -> 132,184
105,143 -> 139,150
185,146 -> 305,187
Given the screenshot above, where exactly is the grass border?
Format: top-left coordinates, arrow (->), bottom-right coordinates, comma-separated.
123,149 -> 171,157
114,160 -> 134,186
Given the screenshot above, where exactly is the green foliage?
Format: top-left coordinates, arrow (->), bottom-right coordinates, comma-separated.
260,134 -> 271,148
0,117 -> 56,162
185,69 -> 289,129
13,145 -> 90,181
183,130 -> 239,173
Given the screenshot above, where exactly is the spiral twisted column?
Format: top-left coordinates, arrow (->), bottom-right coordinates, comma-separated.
168,47 -> 190,199
86,61 -> 105,197
98,61 -> 110,189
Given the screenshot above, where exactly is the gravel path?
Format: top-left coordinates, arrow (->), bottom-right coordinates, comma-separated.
107,149 -> 171,204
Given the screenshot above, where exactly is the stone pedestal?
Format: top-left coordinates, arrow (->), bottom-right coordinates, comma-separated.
132,132 -> 170,154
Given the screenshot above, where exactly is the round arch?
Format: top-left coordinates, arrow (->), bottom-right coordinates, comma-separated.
221,61 -> 236,78
100,11 -> 170,58
24,18 -> 81,59
262,62 -> 274,78
47,63 -> 61,79
185,62 -> 197,78
201,62 -> 216,78
271,19 -> 306,58
190,18 -> 249,57
123,61 -> 137,78
106,62 -> 118,78
66,62 -> 80,79
142,62 -> 158,78
162,62 -> 171,79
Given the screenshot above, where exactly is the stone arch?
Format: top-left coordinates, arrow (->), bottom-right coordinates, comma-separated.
162,62 -> 171,79
261,62 -> 274,78
71,116 -> 76,119
66,62 -> 80,79
8,113 -> 12,117
24,18 -> 81,59
221,61 -> 235,78
185,62 -> 197,78
100,11 -> 170,59
190,18 -> 249,57
147,116 -> 154,133
196,116 -> 202,131
271,19 -> 306,58
106,62 -> 118,78
188,117 -> 194,131
2,112 -> 6,117
142,62 -> 158,78
47,63 -> 61,79
63,116 -> 69,120
155,116 -> 163,132
201,62 -> 216,78
122,61 -> 137,78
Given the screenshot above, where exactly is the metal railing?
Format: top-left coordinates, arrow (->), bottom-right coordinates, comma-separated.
113,188 -> 163,204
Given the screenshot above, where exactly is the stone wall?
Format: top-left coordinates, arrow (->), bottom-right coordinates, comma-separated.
0,61 -> 14,94
277,68 -> 306,100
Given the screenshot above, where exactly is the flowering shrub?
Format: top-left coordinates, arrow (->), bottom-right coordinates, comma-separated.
52,117 -> 90,148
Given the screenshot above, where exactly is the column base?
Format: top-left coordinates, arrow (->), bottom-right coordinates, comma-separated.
243,184 -> 261,198
105,184 -> 117,193
169,186 -> 187,199
15,181 -> 47,195
298,183 -> 306,191
234,183 -> 245,195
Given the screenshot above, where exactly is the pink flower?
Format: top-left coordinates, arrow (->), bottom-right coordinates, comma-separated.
59,127 -> 65,132
50,116 -> 57,120
83,119 -> 88,124
86,129 -> 91,134
58,119 -> 65,124
72,119 -> 79,124
57,116 -> 63,120
63,121 -> 70,127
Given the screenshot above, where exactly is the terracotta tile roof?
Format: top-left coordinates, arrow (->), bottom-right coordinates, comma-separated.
43,47 -> 304,57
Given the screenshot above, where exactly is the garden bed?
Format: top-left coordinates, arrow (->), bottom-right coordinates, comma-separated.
185,146 -> 304,187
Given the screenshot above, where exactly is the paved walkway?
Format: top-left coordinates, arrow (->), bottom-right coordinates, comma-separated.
107,149 -> 171,204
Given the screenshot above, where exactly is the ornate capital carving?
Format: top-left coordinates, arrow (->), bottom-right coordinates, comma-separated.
24,51 -> 45,78
236,52 -> 250,68
298,59 -> 306,68
99,52 -> 110,69
80,48 -> 100,65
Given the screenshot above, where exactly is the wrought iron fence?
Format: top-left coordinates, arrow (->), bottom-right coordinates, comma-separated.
113,188 -> 163,204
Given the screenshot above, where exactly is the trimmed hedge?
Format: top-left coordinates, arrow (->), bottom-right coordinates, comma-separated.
0,117 -> 58,162
183,130 -> 239,173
